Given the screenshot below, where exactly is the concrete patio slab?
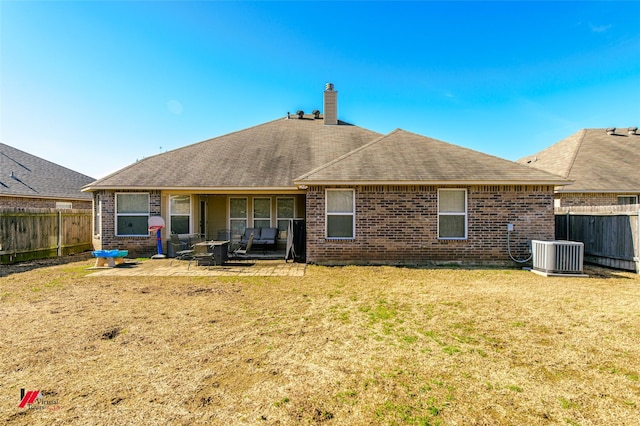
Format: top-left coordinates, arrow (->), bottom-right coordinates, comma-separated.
86,258 -> 306,277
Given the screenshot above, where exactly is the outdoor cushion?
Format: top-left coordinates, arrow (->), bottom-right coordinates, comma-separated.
240,227 -> 278,245
259,227 -> 278,241
241,228 -> 260,243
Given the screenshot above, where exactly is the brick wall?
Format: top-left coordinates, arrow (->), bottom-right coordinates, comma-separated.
305,185 -> 555,266
95,190 -> 161,257
0,195 -> 91,210
556,192 -> 639,207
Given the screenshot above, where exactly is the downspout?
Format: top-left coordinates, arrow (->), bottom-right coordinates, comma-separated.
637,208 -> 640,274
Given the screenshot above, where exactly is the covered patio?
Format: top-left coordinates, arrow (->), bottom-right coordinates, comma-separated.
86,258 -> 306,277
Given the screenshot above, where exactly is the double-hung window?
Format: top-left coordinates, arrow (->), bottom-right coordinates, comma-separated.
116,193 -> 149,236
170,195 -> 191,234
253,198 -> 272,228
94,193 -> 102,236
326,189 -> 355,239
229,197 -> 248,241
277,198 -> 294,239
438,189 -> 467,239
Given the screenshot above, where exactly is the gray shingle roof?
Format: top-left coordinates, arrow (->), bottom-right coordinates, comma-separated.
517,128 -> 640,192
0,143 -> 94,200
296,129 -> 569,185
85,115 -> 382,190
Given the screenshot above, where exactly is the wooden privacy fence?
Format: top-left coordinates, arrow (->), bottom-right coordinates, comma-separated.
0,208 -> 93,264
555,205 -> 640,273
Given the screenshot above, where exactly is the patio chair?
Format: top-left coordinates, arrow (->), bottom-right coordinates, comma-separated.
228,232 -> 254,261
169,233 -> 195,267
193,242 -> 215,269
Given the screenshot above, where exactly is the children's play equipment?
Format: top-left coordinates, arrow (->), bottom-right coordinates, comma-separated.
148,216 -> 166,259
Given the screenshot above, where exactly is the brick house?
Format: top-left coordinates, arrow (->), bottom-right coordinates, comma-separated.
518,127 -> 640,207
0,143 -> 94,209
83,84 -> 568,265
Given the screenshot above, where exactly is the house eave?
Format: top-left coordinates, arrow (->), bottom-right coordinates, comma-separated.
82,185 -> 305,194
0,193 -> 92,202
294,179 -> 571,187
555,188 -> 640,194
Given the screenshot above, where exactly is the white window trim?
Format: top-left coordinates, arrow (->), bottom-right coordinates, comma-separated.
115,192 -> 150,236
276,197 -> 295,239
168,194 -> 192,236
228,197 -> 248,240
253,197 -> 272,228
94,193 -> 102,236
437,188 -> 468,240
325,188 -> 356,240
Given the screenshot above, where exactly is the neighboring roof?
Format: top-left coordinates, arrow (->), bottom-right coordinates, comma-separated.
517,128 -> 640,193
296,129 -> 570,185
0,143 -> 94,200
84,115 -> 382,191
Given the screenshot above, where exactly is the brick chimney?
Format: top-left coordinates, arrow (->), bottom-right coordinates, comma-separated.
323,83 -> 338,125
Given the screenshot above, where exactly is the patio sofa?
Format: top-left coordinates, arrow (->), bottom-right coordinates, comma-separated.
240,227 -> 278,252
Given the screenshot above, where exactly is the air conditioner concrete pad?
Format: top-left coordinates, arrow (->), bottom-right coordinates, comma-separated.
531,269 -> 589,278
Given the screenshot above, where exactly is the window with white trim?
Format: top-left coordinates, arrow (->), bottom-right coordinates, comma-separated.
116,193 -> 149,236
170,195 -> 191,234
253,197 -> 271,228
438,189 -> 467,239
94,193 -> 102,236
618,195 -> 638,205
326,189 -> 355,239
277,197 -> 294,239
55,201 -> 72,209
229,197 -> 247,241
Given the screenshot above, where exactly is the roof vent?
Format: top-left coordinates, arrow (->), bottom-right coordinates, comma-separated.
325,83 -> 334,91
606,127 -> 616,135
628,126 -> 638,135
296,110 -> 304,119
312,110 -> 320,119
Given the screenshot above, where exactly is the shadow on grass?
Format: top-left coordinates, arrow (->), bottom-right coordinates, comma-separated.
0,252 -> 93,277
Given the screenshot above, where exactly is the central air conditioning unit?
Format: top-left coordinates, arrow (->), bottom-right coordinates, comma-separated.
531,240 -> 586,276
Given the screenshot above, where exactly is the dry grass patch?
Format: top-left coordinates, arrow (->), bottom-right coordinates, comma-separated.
1,259 -> 639,425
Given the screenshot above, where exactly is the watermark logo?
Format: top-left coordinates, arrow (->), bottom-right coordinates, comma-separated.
18,389 -> 60,411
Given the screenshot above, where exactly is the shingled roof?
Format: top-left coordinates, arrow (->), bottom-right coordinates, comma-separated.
296,129 -> 569,185
0,143 -> 94,200
84,115 -> 382,191
517,128 -> 640,192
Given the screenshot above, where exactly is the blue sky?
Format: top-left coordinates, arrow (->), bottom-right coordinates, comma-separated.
2,1 -> 639,179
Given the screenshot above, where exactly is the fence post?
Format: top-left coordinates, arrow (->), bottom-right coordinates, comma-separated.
57,210 -> 62,257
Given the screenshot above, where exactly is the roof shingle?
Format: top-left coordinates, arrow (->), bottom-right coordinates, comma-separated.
0,143 -> 94,200
85,116 -> 382,190
296,129 -> 569,185
517,128 -> 640,192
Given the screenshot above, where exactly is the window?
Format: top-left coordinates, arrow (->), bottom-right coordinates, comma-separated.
277,198 -> 294,239
438,189 -> 467,239
170,195 -> 191,234
55,201 -> 72,209
326,189 -> 355,239
229,197 -> 247,241
116,193 -> 149,236
618,195 -> 638,205
94,193 -> 101,236
253,198 -> 271,228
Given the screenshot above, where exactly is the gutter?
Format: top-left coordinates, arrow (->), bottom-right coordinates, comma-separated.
293,179 -> 572,187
